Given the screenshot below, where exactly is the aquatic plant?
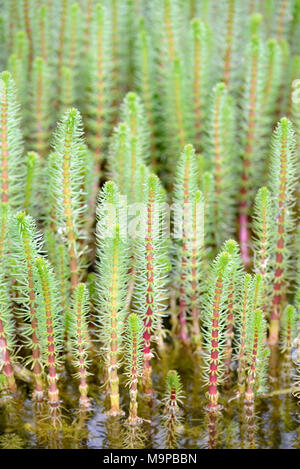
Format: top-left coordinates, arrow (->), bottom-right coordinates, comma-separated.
68,282 -> 91,410
244,309 -> 269,448
252,186 -> 274,316
162,370 -> 184,449
10,211 -> 44,400
238,14 -> 266,264
0,71 -> 25,209
133,172 -> 168,395
0,0 -> 299,451
172,144 -> 198,346
206,83 -> 237,246
85,2 -> 111,168
0,270 -> 17,395
34,256 -> 63,423
268,117 -> 297,344
124,313 -> 143,425
96,181 -> 129,416
202,250 -> 230,448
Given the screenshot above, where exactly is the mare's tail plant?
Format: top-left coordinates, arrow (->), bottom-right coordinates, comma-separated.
223,239 -> 243,386
133,173 -> 168,396
24,151 -> 41,216
189,18 -> 211,151
135,18 -> 158,156
252,186 -> 274,316
238,14 -> 266,264
0,270 -> 17,395
68,282 -> 91,410
268,117 -> 297,344
202,250 -> 230,448
280,304 -> 297,386
0,71 -> 25,209
124,313 -> 143,425
10,212 -> 44,400
29,57 -> 51,158
244,309 -> 269,448
172,144 -> 198,346
162,370 -> 184,449
96,181 -> 129,415
1,0 -> 300,451
34,257 -> 63,424
49,108 -> 88,293
189,190 -> 205,353
206,83 -> 237,247
236,273 -> 252,396
85,2 -> 111,168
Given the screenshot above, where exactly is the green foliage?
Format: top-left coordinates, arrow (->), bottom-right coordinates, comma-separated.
252,187 -> 274,314
10,211 -> 43,348
34,256 -> 64,366
162,369 -> 184,449
202,250 -> 230,388
189,18 -> 211,149
0,202 -> 11,262
262,38 -> 282,121
245,308 -> 269,394
0,269 -> 16,357
29,57 -> 52,157
134,17 -> 159,152
85,2 -> 111,158
68,283 -> 90,373
239,14 -> 267,195
133,172 -> 168,336
59,2 -> 83,113
48,108 -> 89,288
121,91 -> 150,164
24,151 -> 41,216
269,118 -> 297,293
280,304 -> 297,353
206,83 -> 237,245
1,0 -> 300,449
124,312 -> 143,384
7,30 -> 29,110
107,93 -> 150,203
0,71 -> 25,209
164,369 -> 184,405
96,180 -> 129,361
67,282 -> 91,407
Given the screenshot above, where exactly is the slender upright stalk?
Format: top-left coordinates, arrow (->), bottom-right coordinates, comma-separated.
223,240 -> 242,385
0,272 -> 17,394
239,15 -> 266,263
190,19 -> 210,150
134,173 -> 168,395
51,108 -> 87,293
125,313 -> 143,425
68,283 -> 91,410
96,181 -> 129,415
35,257 -> 63,423
244,309 -> 268,448
269,118 -> 297,344
173,144 -> 198,346
11,212 -> 44,400
202,251 -> 230,448
280,304 -> 296,386
162,370 -> 184,449
237,273 -> 252,395
0,71 -> 25,210
252,187 -> 274,315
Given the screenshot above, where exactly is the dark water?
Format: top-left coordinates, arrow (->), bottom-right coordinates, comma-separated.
0,345 -> 299,449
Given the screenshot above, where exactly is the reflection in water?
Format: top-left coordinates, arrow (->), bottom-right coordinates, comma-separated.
0,343 -> 299,449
